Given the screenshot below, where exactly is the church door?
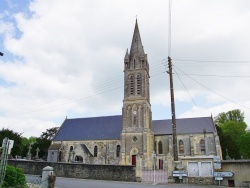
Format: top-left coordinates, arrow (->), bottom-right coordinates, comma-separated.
159,159 -> 163,169
132,155 -> 136,165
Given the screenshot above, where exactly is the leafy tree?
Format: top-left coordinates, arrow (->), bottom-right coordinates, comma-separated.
2,165 -> 26,188
30,127 -> 59,159
214,109 -> 248,159
237,131 -> 250,159
216,125 -> 241,159
40,127 -> 59,140
221,121 -> 247,141
31,138 -> 51,159
215,109 -> 244,126
0,128 -> 23,157
21,136 -> 37,158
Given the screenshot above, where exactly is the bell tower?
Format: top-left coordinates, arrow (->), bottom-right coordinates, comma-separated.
120,20 -> 154,166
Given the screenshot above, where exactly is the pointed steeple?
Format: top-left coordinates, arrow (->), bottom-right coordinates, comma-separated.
124,48 -> 129,61
129,19 -> 144,58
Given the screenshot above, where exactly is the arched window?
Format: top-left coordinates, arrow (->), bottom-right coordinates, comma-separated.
179,140 -> 184,154
116,145 -> 121,157
129,75 -> 134,95
158,141 -> 163,154
70,146 -> 73,152
200,139 -> 205,153
94,146 -> 98,157
137,74 -> 141,95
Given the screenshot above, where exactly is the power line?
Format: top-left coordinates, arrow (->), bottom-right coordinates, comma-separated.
173,58 -> 250,63
173,65 -> 250,110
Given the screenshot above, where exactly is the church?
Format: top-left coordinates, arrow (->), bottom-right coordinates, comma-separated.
47,20 -> 222,177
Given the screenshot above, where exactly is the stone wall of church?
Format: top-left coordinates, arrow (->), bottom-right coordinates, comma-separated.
53,140 -> 121,165
8,160 -> 136,182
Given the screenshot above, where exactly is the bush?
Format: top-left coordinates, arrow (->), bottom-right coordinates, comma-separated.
2,165 -> 26,188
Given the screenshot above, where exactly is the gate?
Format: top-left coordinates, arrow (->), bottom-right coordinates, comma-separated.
25,174 -> 50,188
142,168 -> 168,182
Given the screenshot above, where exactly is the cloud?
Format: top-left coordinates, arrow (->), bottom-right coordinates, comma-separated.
0,0 -> 250,137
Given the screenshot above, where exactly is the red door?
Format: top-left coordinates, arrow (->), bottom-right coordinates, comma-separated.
132,155 -> 136,165
159,159 -> 163,169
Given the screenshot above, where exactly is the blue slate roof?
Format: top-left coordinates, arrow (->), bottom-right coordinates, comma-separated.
53,115 -> 216,141
53,115 -> 122,141
152,117 -> 216,135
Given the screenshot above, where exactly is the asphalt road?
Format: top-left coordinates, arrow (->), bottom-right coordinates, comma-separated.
55,177 -> 225,188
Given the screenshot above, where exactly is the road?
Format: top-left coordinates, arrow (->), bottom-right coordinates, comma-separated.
55,177 -> 225,188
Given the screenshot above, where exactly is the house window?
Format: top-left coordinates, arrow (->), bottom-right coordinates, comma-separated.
137,75 -> 141,95
130,75 -> 134,95
200,139 -> 205,154
179,140 -> 184,154
94,146 -> 98,157
116,145 -> 121,157
158,141 -> 163,154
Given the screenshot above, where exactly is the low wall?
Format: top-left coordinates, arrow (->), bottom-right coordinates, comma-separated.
8,160 -> 136,182
219,160 -> 250,187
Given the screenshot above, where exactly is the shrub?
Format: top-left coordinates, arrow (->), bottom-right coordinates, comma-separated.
2,165 -> 26,188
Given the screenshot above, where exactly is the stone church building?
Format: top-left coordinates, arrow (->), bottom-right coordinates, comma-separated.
48,20 -> 222,177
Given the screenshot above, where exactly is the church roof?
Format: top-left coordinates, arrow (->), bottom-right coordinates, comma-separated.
152,117 -> 216,135
53,115 -> 216,141
53,115 -> 122,141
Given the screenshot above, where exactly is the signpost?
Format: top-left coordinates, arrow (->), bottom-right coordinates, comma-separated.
173,170 -> 188,180
214,171 -> 234,177
214,171 -> 234,186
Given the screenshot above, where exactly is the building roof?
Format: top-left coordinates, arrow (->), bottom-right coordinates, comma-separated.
53,115 -> 216,141
152,117 -> 216,135
53,115 -> 122,141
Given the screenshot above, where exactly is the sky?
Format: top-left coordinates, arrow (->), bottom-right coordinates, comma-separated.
0,0 -> 250,138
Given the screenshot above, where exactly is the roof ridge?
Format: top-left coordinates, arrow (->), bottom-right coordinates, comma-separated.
66,114 -> 122,120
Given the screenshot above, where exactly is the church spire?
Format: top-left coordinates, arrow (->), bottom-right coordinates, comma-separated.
129,19 -> 144,58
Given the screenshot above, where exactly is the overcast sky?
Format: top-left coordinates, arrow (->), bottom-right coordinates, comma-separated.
0,0 -> 250,138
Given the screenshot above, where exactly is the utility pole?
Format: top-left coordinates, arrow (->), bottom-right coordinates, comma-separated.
168,56 -> 178,162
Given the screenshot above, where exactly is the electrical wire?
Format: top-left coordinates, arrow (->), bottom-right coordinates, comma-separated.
173,65 -> 250,110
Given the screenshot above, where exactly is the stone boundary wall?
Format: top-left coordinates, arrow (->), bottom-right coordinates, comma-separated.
8,160 -> 136,182
219,160 -> 250,187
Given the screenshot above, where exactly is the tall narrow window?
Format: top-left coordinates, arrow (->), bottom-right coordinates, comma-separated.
133,59 -> 136,69
137,75 -> 141,95
154,141 -> 157,152
130,75 -> 134,95
200,139 -> 205,154
70,146 -> 73,152
179,140 -> 184,154
116,145 -> 121,157
158,141 -> 163,154
94,146 -> 98,157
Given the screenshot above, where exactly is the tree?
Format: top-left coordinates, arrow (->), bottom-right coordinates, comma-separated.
221,121 -> 247,142
216,125 -> 241,159
237,131 -> 250,159
30,127 -> 59,159
214,109 -> 248,159
40,127 -> 59,140
215,109 -> 244,126
0,128 -> 23,157
21,136 -> 37,158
